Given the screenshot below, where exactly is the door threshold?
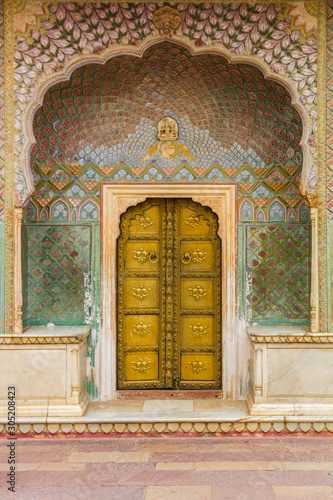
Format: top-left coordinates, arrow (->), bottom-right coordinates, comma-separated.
116,390 -> 223,399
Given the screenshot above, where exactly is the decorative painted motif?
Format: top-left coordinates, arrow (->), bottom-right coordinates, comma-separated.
132,285 -> 151,301
11,2 -> 317,204
22,225 -> 91,325
28,42 -> 305,222
247,224 -> 311,323
188,323 -> 208,338
131,322 -> 151,338
188,285 -> 207,301
188,359 -> 207,374
14,3 -> 317,110
153,6 -> 181,36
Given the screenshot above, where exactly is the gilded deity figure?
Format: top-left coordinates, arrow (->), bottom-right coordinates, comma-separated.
157,117 -> 178,141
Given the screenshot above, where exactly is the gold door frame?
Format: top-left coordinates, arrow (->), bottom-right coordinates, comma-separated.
101,183 -> 236,399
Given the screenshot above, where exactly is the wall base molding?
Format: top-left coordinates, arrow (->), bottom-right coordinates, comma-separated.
2,419 -> 333,437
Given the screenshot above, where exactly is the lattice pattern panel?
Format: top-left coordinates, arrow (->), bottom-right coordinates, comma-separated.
246,224 -> 311,323
22,225 -> 91,324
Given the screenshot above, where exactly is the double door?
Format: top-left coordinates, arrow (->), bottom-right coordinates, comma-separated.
117,198 -> 222,390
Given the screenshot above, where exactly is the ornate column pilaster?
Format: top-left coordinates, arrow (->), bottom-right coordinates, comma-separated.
310,206 -> 319,333
14,197 -> 23,334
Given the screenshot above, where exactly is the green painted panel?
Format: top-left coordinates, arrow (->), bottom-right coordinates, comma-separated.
246,223 -> 311,325
22,223 -> 91,325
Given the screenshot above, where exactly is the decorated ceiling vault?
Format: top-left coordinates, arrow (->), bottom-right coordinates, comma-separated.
28,41 -> 307,223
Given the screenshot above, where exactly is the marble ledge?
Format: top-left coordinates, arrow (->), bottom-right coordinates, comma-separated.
4,413 -> 333,425
248,325 -> 333,344
0,326 -> 91,344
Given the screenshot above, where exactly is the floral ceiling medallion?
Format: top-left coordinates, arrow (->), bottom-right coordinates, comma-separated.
153,6 -> 181,36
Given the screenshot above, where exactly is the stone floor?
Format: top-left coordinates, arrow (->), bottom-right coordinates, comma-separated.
1,437 -> 333,499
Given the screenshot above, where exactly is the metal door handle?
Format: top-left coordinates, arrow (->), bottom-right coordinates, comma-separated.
149,251 -> 158,263
182,252 -> 191,264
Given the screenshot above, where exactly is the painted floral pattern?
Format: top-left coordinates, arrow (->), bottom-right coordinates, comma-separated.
14,3 -> 317,107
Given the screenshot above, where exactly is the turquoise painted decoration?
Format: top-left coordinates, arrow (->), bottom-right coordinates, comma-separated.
80,201 -> 99,221
40,209 -> 48,221
26,202 -> 37,221
257,210 -> 264,222
299,202 -> 310,221
51,201 -> 69,221
240,201 -> 253,221
269,201 -> 285,221
288,210 -> 296,221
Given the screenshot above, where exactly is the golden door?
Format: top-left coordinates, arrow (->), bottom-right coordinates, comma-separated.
117,198 -> 222,390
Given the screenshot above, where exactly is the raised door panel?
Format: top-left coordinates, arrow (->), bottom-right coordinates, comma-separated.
117,199 -> 166,389
175,199 -> 222,390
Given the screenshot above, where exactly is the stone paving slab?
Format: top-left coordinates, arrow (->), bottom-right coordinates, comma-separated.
0,437 -> 333,499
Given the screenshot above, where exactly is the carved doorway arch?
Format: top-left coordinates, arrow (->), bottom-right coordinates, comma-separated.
101,183 -> 236,399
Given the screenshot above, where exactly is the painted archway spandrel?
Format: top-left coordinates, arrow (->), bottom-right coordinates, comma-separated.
14,3 -> 317,110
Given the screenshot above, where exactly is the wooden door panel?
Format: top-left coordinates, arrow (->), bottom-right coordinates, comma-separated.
124,315 -> 159,346
117,199 -> 165,389
180,279 -> 214,310
181,353 -> 216,382
175,199 -> 222,390
127,204 -> 160,235
125,352 -> 159,382
181,316 -> 214,346
125,241 -> 160,271
124,278 -> 160,309
180,242 -> 214,272
179,206 -> 211,237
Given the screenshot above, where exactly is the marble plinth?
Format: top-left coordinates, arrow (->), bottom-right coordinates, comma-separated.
247,326 -> 333,416
0,326 -> 90,417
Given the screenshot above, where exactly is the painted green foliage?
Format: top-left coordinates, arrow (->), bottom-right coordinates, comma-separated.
247,224 -> 311,324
